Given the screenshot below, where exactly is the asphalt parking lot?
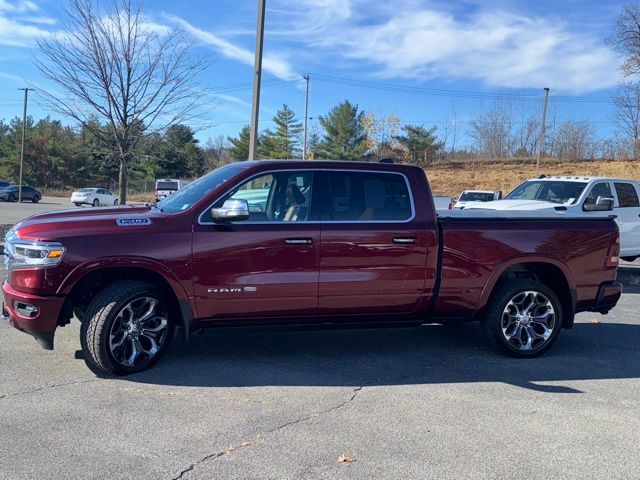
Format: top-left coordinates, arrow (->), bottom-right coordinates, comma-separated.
1,268 -> 640,479
1,202 -> 640,479
0,196 -> 72,225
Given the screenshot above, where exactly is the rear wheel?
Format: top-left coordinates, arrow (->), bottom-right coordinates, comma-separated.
113,199 -> 118,206
7,193 -> 15,202
32,195 -> 40,203
92,198 -> 99,207
482,279 -> 563,358
80,280 -> 174,376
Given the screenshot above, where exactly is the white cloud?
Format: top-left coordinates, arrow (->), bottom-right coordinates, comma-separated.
0,0 -> 39,13
0,15 -> 50,47
272,0 -> 621,93
166,15 -> 296,80
0,0 -> 54,47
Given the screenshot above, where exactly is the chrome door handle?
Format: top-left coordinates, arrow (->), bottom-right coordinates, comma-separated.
285,238 -> 313,245
393,237 -> 417,244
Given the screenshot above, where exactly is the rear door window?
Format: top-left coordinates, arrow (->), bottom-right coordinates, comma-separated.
327,171 -> 413,222
614,183 -> 639,208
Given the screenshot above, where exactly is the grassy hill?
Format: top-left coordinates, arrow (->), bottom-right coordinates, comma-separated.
426,159 -> 640,198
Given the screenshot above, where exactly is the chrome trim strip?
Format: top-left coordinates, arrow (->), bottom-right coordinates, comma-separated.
197,168 -> 416,226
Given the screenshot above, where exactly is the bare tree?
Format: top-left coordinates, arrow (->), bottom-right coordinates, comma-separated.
468,99 -> 513,159
361,111 -> 403,160
551,120 -> 597,161
612,80 -> 640,159
609,5 -> 640,76
35,0 -> 209,203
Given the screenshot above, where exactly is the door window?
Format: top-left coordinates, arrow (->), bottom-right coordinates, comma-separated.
583,182 -> 612,209
614,183 -> 639,208
205,171 -> 315,223
327,171 -> 413,222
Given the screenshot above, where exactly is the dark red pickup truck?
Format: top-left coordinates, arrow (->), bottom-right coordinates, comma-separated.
2,161 -> 622,375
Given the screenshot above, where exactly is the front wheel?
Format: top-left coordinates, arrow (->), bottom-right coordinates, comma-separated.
482,279 -> 563,358
113,199 -> 119,206
74,202 -> 82,207
7,193 -> 15,202
92,198 -> 99,207
80,280 -> 174,376
32,195 -> 40,203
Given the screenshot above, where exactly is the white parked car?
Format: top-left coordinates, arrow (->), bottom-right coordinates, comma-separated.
453,190 -> 502,209
461,176 -> 640,260
71,188 -> 119,207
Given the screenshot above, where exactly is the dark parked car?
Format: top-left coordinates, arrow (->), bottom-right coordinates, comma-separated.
2,160 -> 622,375
0,185 -> 42,203
0,180 -> 10,189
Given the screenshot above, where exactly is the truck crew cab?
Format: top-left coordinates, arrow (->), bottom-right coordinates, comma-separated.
2,161 -> 622,375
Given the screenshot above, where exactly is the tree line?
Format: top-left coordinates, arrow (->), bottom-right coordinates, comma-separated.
2,93 -> 640,192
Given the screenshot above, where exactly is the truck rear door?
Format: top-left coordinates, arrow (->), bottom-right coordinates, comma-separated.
612,181 -> 640,257
318,168 -> 437,315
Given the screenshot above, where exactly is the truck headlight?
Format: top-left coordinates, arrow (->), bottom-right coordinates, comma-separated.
4,230 -> 65,270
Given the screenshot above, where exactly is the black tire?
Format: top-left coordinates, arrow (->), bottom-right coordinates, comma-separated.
92,198 -> 99,207
113,199 -> 119,206
80,280 -> 174,376
32,195 -> 40,203
621,256 -> 638,262
482,279 -> 563,358
74,203 -> 82,207
7,193 -> 15,202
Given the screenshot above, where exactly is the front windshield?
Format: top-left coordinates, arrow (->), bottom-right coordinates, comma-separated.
156,181 -> 179,190
156,163 -> 247,213
506,181 -> 587,204
460,192 -> 494,202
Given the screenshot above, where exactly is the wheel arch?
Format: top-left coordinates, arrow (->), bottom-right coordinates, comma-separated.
474,257 -> 576,328
58,259 -> 193,340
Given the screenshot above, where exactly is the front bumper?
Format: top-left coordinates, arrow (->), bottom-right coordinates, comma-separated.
2,281 -> 66,349
592,281 -> 623,314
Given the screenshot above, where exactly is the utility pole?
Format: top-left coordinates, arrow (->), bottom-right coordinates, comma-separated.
18,87 -> 32,203
248,0 -> 266,161
302,74 -> 310,160
536,87 -> 550,177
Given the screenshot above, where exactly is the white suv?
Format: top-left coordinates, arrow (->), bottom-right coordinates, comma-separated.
461,176 -> 640,260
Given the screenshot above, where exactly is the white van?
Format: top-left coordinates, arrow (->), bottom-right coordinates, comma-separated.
461,176 -> 640,260
155,179 -> 188,202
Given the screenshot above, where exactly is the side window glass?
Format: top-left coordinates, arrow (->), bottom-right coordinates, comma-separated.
584,183 -> 612,208
614,183 -> 639,208
208,171 -> 314,223
328,171 -> 412,221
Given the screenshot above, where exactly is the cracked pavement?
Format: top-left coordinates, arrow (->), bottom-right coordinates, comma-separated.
2,272 -> 640,479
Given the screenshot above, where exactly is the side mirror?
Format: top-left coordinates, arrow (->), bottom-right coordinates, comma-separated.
211,199 -> 250,223
584,196 -> 614,212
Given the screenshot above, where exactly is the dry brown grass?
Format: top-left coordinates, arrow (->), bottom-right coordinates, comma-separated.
41,159 -> 640,202
427,159 -> 640,197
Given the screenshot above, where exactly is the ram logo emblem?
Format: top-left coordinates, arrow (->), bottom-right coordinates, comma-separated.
207,287 -> 257,294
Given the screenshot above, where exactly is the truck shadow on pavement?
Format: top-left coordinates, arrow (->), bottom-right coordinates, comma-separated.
125,319 -> 640,394
111,268 -> 640,393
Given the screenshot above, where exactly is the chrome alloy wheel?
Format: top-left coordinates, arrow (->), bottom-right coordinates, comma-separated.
501,290 -> 556,351
108,297 -> 169,368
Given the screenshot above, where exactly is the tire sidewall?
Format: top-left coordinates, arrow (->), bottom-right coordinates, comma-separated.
82,283 -> 174,375
484,280 -> 563,358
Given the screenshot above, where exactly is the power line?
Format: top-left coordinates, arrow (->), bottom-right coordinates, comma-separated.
309,73 -> 616,104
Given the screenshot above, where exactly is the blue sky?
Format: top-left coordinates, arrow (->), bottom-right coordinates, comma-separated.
0,0 -> 630,146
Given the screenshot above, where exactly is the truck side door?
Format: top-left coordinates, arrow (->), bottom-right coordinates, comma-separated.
319,169 -> 435,315
613,181 -> 640,257
193,169 -> 320,320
